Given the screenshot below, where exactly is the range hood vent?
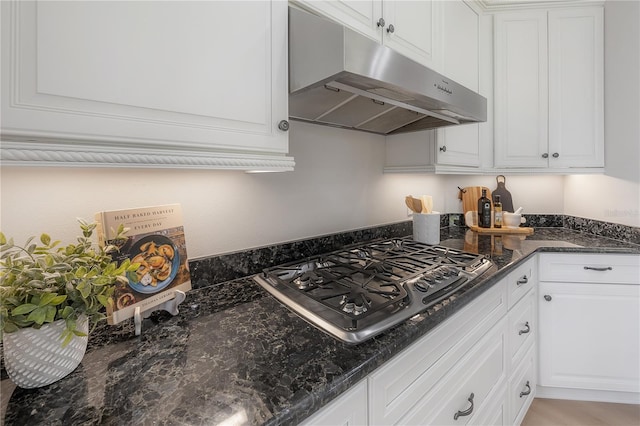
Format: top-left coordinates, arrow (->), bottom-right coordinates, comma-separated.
289,8 -> 487,135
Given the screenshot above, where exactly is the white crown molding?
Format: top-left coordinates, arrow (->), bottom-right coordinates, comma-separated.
476,0 -> 605,12
0,141 -> 295,172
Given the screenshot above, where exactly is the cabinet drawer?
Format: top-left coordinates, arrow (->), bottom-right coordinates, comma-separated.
509,345 -> 536,426
399,318 -> 508,425
507,257 -> 536,308
539,253 -> 640,284
369,282 -> 507,424
507,290 -> 536,369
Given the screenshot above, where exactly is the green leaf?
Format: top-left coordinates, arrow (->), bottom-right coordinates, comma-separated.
49,295 -> 67,306
3,321 -> 19,333
38,292 -> 57,306
72,329 -> 87,337
79,282 -> 92,298
60,306 -> 73,319
44,305 -> 56,323
26,306 -> 48,325
40,233 -> 51,246
0,232 -> 6,245
74,266 -> 88,278
96,294 -> 111,307
11,304 -> 38,316
61,330 -> 73,347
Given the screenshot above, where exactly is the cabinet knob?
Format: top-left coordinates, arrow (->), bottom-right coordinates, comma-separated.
552,152 -> 559,158
453,393 -> 474,420
377,18 -> 385,28
439,146 -> 447,152
544,295 -> 552,301
387,24 -> 395,34
516,276 -> 528,285
542,153 -> 549,159
277,120 -> 290,131
519,381 -> 532,398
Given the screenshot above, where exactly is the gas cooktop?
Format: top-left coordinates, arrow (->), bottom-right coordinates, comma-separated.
253,238 -> 493,344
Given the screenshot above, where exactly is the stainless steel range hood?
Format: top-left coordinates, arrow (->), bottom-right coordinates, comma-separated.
289,7 -> 487,135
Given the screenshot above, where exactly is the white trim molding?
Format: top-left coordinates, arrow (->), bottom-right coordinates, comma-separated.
0,141 -> 295,171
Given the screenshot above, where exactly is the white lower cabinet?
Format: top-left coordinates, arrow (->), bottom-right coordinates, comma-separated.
538,253 -> 640,400
396,318 -> 507,425
368,280 -> 508,425
304,252 -> 640,425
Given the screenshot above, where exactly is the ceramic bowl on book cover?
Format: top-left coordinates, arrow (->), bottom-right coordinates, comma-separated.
127,235 -> 180,294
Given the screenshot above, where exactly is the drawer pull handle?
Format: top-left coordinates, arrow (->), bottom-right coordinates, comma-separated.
584,266 -> 613,272
544,295 -> 552,302
520,381 -> 531,398
516,276 -> 528,285
454,393 -> 474,420
518,321 -> 530,335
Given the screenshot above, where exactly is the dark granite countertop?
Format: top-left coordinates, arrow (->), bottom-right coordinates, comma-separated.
1,227 -> 638,426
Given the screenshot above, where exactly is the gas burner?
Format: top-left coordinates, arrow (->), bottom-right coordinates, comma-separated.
255,237 -> 493,344
293,271 -> 324,290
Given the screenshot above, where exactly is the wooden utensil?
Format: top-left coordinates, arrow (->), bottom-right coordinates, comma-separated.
421,195 -> 433,213
405,196 -> 417,213
405,196 -> 423,213
410,196 -> 423,213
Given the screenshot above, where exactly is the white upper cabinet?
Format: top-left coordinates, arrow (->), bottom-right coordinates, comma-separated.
1,1 -> 293,170
435,0 -> 481,168
494,6 -> 604,170
384,1 -> 482,173
293,0 -> 440,70
382,0 -> 439,70
548,8 -> 604,168
494,11 -> 549,168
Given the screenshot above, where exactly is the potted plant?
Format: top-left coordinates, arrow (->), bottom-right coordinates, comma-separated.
0,219 -> 138,388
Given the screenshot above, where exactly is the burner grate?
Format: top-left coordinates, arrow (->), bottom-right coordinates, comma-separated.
260,237 -> 491,335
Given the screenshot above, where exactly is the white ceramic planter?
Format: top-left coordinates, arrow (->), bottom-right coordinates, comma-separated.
2,316 -> 88,388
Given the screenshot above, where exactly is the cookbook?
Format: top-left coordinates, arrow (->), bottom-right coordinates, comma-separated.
95,203 -> 191,324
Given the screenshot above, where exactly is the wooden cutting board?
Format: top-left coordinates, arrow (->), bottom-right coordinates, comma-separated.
460,186 -> 492,215
459,186 -> 534,235
492,175 -> 514,212
469,225 -> 534,235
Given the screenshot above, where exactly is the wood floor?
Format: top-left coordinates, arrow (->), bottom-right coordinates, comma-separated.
521,398 -> 640,426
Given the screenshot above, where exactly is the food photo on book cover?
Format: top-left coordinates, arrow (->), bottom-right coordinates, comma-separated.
95,203 -> 191,324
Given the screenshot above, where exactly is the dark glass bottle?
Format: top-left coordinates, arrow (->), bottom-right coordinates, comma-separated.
478,189 -> 492,228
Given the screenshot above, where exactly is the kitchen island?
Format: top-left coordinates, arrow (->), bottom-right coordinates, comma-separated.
1,227 -> 638,425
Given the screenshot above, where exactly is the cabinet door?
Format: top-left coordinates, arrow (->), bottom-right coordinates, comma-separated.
383,0 -> 439,69
548,7 -> 604,168
398,318 -> 508,425
494,11 -> 548,168
294,0 -> 382,42
538,281 -> 640,392
1,1 -> 291,169
436,0 -> 480,168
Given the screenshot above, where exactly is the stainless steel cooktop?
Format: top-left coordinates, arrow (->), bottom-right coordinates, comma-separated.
253,238 -> 493,344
